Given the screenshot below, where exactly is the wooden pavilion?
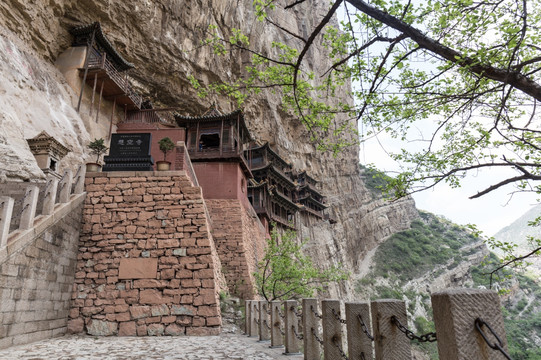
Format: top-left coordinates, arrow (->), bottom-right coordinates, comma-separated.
174,108 -> 253,208
245,143 -> 299,230
69,22 -> 142,122
293,170 -> 327,221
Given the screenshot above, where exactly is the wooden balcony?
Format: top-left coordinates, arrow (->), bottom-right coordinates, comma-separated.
188,147 -> 252,177
124,108 -> 178,126
82,49 -> 142,110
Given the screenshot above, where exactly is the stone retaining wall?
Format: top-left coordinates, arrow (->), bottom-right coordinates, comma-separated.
68,171 -> 224,336
206,199 -> 267,299
0,195 -> 85,349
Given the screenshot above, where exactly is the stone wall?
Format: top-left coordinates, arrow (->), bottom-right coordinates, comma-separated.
0,196 -> 84,349
206,199 -> 267,299
69,171 -> 224,336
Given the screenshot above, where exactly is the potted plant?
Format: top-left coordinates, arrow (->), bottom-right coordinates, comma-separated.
157,137 -> 175,171
86,138 -> 108,172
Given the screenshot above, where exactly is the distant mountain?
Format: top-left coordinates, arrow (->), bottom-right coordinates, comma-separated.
493,204 -> 541,275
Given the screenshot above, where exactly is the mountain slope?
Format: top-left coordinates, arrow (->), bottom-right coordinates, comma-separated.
357,211 -> 541,359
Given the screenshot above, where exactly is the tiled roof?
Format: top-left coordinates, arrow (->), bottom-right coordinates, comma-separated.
70,22 -> 135,71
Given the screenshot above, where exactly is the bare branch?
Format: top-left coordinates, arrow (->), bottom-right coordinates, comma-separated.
266,17 -> 306,43
285,0 -> 306,10
488,246 -> 541,287
469,174 -> 531,199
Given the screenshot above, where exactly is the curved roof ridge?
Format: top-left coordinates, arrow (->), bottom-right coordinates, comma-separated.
70,22 -> 135,71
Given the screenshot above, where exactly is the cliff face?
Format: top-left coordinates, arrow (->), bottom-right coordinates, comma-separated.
0,0 -> 418,298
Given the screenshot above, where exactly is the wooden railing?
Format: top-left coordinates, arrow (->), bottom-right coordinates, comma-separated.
0,165 -> 86,248
301,205 -> 324,219
246,288 -> 510,360
124,108 -> 178,126
87,49 -> 142,109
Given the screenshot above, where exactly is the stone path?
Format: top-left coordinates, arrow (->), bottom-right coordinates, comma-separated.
0,335 -> 303,360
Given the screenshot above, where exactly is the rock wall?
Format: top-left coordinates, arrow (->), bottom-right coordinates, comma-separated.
70,171 -> 223,336
0,0 -> 419,299
0,196 -> 84,348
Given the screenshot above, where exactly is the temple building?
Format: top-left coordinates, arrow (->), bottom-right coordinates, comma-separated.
293,170 -> 328,224
174,108 -> 253,209
55,22 -> 142,139
245,143 -> 300,233
69,22 -> 142,111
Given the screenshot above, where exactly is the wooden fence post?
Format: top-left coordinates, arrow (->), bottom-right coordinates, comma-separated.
270,300 -> 283,348
259,300 -> 270,341
284,299 -> 301,355
245,300 -> 252,335
19,185 -> 39,230
58,169 -> 73,203
322,299 -> 344,360
371,299 -> 412,360
42,178 -> 59,216
432,288 -> 509,360
0,197 -> 14,247
250,300 -> 259,337
346,301 -> 374,360
303,298 -> 321,360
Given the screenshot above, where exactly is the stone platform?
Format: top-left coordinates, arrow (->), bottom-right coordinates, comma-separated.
0,334 -> 303,359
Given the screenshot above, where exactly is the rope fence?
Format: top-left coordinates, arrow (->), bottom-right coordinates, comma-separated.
244,288 -> 511,360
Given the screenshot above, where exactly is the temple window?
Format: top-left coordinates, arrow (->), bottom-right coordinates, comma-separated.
199,132 -> 220,149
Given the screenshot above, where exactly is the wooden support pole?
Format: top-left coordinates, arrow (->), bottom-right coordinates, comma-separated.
259,300 -> 270,341
89,72 -> 97,116
42,177 -> 59,215
346,301 -> 374,360
95,80 -> 104,123
250,300 -> 259,337
0,197 -> 14,247
284,300 -> 301,355
303,298 -> 321,360
58,169 -> 73,204
109,97 -> 116,140
245,300 -> 252,335
322,300 -> 343,360
19,185 -> 39,230
270,300 -> 283,348
73,165 -> 86,194
432,288 -> 509,360
76,30 -> 96,113
371,299 -> 412,360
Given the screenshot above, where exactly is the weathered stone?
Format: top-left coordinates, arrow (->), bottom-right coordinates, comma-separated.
151,304 -> 170,317
147,324 -> 165,336
129,306 -> 151,319
171,305 -> 194,316
164,323 -> 185,336
86,320 -> 118,336
67,318 -> 84,334
118,321 -> 137,336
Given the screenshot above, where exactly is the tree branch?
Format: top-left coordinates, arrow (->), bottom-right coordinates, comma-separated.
346,0 -> 541,101
266,17 -> 306,43
285,0 -> 306,10
488,246 -> 541,288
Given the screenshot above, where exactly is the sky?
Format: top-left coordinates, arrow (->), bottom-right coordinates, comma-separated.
359,135 -> 540,237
